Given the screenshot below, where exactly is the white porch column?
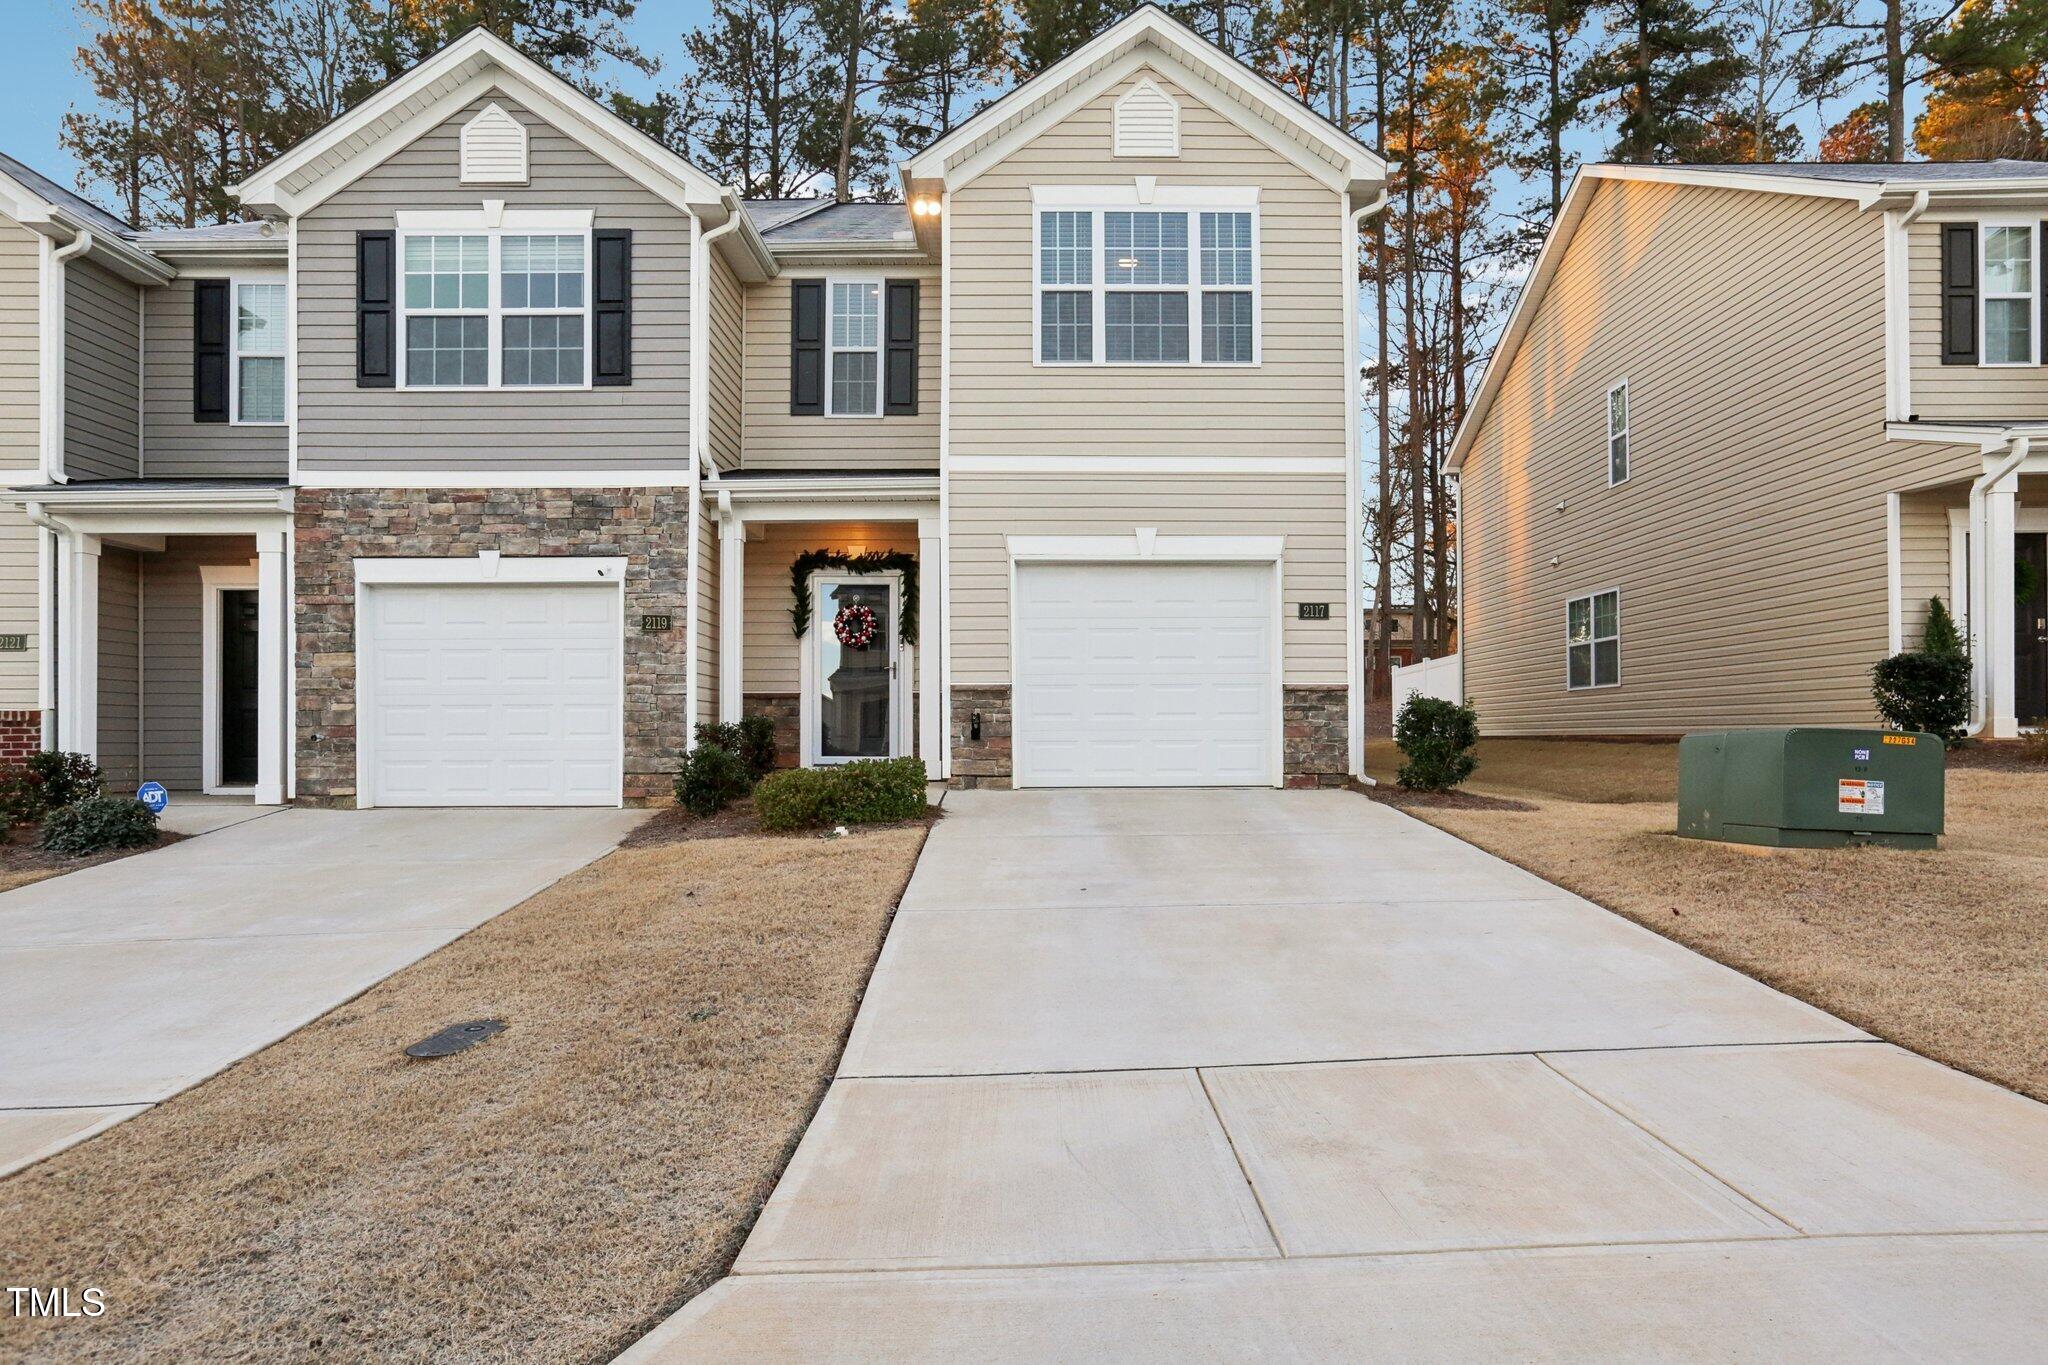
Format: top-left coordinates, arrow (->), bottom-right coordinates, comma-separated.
1987,481 -> 2020,738
255,529 -> 287,805
918,515 -> 942,780
718,514 -> 745,724
57,531 -> 100,759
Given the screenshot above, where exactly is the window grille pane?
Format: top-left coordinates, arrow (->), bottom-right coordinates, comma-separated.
236,283 -> 285,354
1201,291 -> 1252,362
1105,291 -> 1188,362
1567,597 -> 1591,644
404,234 -> 487,311
831,281 -> 879,349
502,314 -> 584,386
1039,211 -> 1093,286
1610,433 -> 1629,482
1608,384 -> 1627,434
238,356 -> 284,421
1594,639 -> 1620,686
407,314 -> 488,386
1593,591 -> 1619,638
501,233 -> 585,310
1568,643 -> 1592,689
1040,291 -> 1092,362
1103,211 -> 1188,285
1199,212 -> 1252,285
1985,226 -> 2033,294
1986,297 -> 2032,364
831,350 -> 879,414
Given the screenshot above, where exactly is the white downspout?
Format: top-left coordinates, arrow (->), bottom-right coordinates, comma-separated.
1966,434 -> 2029,736
40,229 -> 92,484
1345,189 -> 1390,783
684,192 -> 747,751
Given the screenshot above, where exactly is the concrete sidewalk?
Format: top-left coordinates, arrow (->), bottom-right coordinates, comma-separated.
0,806 -> 641,1177
626,789 -> 2048,1362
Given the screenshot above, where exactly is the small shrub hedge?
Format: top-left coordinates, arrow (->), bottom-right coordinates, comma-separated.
1394,696 -> 1480,792
675,742 -> 753,816
754,757 -> 927,831
0,750 -> 104,827
1871,650 -> 1970,745
41,795 -> 159,856
692,717 -> 778,781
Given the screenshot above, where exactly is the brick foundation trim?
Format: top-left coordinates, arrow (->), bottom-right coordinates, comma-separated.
0,710 -> 41,766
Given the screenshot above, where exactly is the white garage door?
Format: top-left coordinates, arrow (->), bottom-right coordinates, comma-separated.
361,584 -> 621,806
1014,561 -> 1275,787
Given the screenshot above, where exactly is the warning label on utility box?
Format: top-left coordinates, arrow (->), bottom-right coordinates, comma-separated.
1839,779 -> 1885,816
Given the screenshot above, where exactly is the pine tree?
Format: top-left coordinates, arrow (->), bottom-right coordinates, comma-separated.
344,0 -> 653,97
885,0 -> 1006,150
1584,0 -> 1745,162
807,0 -> 898,199
1012,0 -> 1124,74
1820,99 -> 1891,159
677,0 -> 832,197
1915,0 -> 2048,158
1485,0 -> 1592,227
1923,597 -> 1965,656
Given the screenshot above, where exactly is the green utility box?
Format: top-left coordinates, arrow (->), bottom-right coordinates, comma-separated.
1677,728 -> 1945,849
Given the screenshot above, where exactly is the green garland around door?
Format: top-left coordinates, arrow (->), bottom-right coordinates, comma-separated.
789,549 -> 918,646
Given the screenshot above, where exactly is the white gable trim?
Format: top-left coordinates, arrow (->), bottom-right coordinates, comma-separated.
904,7 -> 1382,194
1114,77 -> 1180,158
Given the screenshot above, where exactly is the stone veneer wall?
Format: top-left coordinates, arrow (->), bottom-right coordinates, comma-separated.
946,683 -> 1349,788
295,488 -> 691,806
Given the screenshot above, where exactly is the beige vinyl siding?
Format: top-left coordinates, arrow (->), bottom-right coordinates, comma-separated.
64,257 -> 140,481
947,64 -> 1346,460
0,507 -> 39,709
695,508 -> 718,726
705,251 -> 744,471
1460,180 -> 1983,735
139,537 -> 257,789
297,94 -> 692,474
948,473 -> 1345,686
0,217 -> 38,468
1898,486 -> 1965,649
142,275 -> 289,478
98,549 -> 141,788
742,270 -> 938,470
743,522 -> 921,693
1907,219 -> 2048,422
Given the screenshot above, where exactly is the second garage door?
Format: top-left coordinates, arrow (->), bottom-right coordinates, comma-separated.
1013,561 -> 1276,787
360,583 -> 622,806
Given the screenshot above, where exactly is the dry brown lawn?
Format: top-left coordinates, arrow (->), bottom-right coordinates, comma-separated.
0,828 -> 926,1364
1367,738 -> 2048,1104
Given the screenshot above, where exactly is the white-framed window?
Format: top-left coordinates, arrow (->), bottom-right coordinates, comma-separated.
1566,589 -> 1621,690
1032,191 -> 1259,367
231,278 -> 286,425
1606,378 -> 1630,485
395,217 -> 590,390
827,278 -> 882,417
1980,221 -> 2037,366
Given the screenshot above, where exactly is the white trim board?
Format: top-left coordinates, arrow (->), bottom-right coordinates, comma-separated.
949,455 -> 1340,475
1007,532 -> 1284,562
296,470 -> 693,489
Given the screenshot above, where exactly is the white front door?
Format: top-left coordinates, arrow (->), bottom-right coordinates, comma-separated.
360,583 -> 621,806
806,574 -> 903,765
1013,561 -> 1276,787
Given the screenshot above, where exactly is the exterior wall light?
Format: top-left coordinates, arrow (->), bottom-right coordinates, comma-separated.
912,197 -> 943,218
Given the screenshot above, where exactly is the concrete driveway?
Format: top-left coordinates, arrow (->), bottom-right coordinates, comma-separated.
0,806 -> 641,1176
629,788 -> 2048,1361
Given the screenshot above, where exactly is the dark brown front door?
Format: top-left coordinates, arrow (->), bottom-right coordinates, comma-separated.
221,590 -> 260,786
2020,533 -> 2048,728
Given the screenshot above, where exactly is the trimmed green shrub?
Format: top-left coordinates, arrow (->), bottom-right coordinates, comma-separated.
0,750 -> 104,827
675,742 -> 752,816
754,758 -> 928,831
40,795 -> 159,856
692,716 -> 778,781
1922,596 -> 1964,656
1871,650 -> 1970,745
1394,696 -> 1480,792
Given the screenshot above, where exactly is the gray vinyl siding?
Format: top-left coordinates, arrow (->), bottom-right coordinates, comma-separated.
296,94 -> 692,474
142,274 -> 289,477
0,217 -> 38,469
742,270 -> 938,470
947,64 -> 1347,461
98,549 -> 141,788
1907,218 -> 2048,422
706,250 -> 744,471
1460,180 -> 1984,735
139,537 -> 257,789
64,257 -> 141,480
0,506 -> 39,709
743,521 -> 921,693
1898,487 -> 1964,649
948,473 -> 1346,686
695,507 -> 717,726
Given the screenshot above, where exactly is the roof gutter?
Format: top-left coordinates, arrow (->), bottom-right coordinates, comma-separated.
1966,434 -> 2030,737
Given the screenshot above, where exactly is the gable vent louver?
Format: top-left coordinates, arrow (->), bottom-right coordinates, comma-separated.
1113,78 -> 1180,158
460,103 -> 529,185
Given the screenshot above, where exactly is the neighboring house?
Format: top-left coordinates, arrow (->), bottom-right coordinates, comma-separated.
1449,160 -> 2048,740
2,6 -> 1388,807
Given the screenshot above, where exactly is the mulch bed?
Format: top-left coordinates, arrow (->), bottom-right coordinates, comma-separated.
1946,740 -> 2048,773
1355,781 -> 1536,813
0,827 -> 184,887
621,799 -> 943,846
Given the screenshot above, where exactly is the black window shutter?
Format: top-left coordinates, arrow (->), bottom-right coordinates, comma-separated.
884,278 -> 919,415
790,279 -> 825,415
1941,223 -> 1978,366
356,230 -> 396,387
192,278 -> 230,422
593,228 -> 632,386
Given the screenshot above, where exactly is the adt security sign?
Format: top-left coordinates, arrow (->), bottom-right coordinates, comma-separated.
136,782 -> 169,815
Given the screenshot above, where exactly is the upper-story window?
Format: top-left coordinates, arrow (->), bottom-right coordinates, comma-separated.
1033,192 -> 1259,366
398,228 -> 588,388
1981,223 -> 2036,366
233,281 -> 286,424
1606,378 -> 1630,485
828,280 -> 882,416
1566,589 -> 1621,690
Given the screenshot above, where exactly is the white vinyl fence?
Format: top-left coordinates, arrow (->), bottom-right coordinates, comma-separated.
1390,652 -> 1463,716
